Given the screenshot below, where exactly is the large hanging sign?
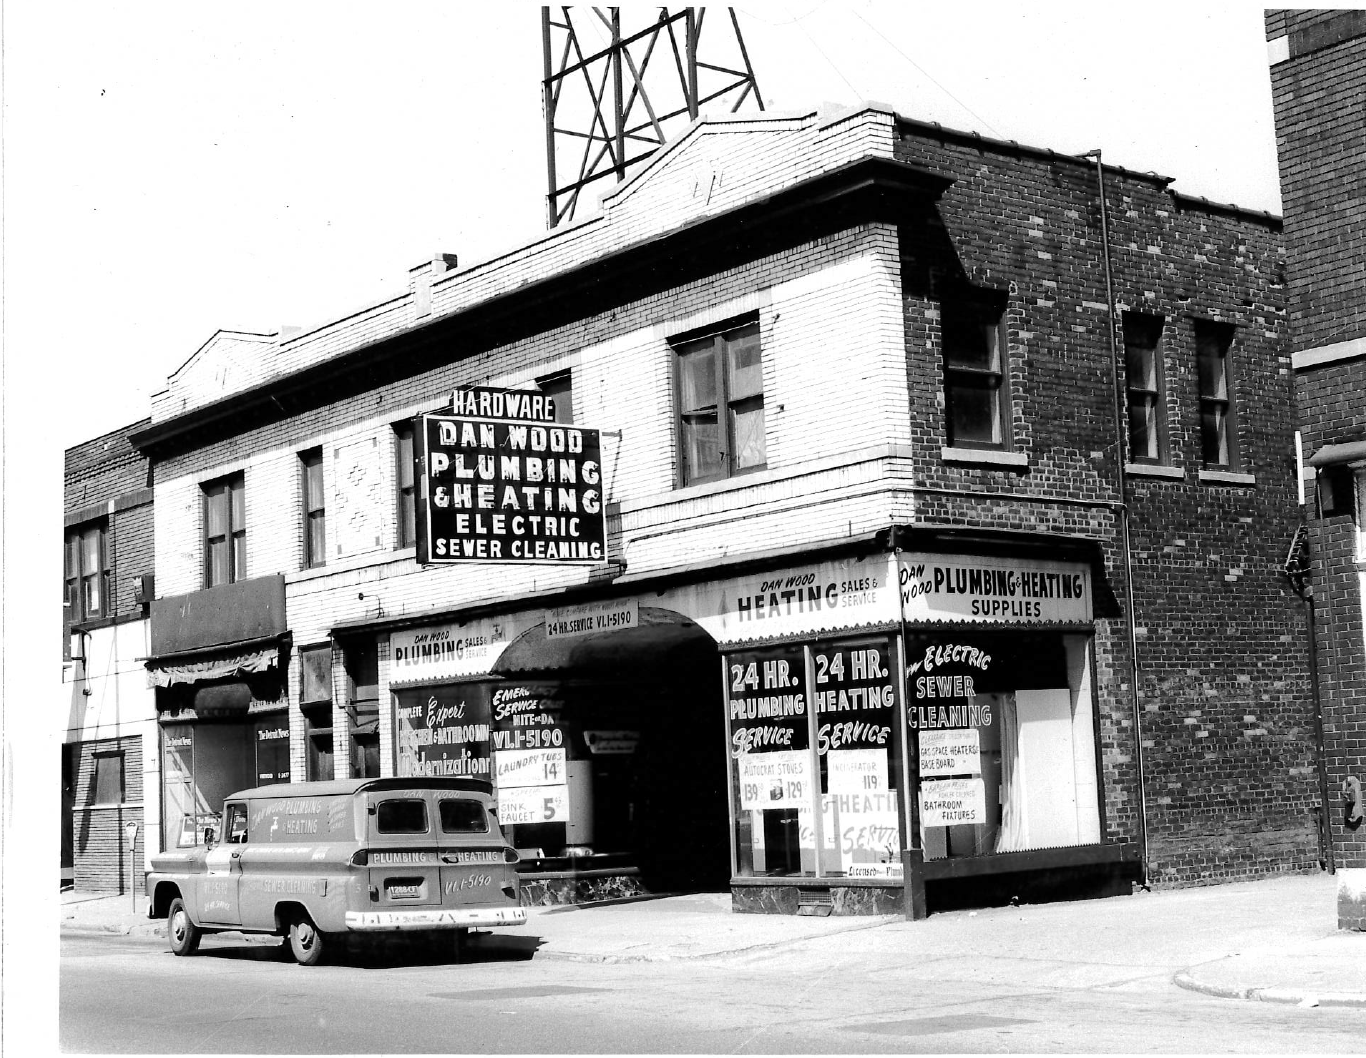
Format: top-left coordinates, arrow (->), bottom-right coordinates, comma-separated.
897,553 -> 1091,624
415,386 -> 607,565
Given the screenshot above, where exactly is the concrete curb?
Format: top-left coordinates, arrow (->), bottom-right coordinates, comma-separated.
1173,970 -> 1366,1008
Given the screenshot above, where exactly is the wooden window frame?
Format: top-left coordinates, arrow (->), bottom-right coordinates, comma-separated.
300,448 -> 326,569
65,521 -> 109,622
1122,313 -> 1169,464
1195,320 -> 1240,471
202,473 -> 246,588
394,422 -> 417,550
942,290 -> 1011,451
673,317 -> 765,487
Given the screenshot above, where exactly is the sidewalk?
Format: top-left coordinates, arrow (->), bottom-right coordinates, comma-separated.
62,873 -> 1366,1006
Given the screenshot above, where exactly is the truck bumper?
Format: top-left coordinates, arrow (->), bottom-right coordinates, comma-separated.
344,906 -> 528,931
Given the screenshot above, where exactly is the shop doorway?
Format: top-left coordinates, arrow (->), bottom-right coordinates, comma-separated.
491,607 -> 730,894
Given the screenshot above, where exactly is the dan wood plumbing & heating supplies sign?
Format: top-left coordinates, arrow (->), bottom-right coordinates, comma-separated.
416,386 -> 607,564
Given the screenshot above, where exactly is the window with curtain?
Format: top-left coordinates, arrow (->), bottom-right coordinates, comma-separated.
1196,320 -> 1239,469
394,422 -> 416,549
1122,313 -> 1167,463
300,448 -> 326,568
64,521 -> 109,621
942,290 -> 1010,449
203,473 -> 246,587
675,319 -> 764,486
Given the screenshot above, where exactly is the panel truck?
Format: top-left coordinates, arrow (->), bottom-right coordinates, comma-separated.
146,778 -> 527,965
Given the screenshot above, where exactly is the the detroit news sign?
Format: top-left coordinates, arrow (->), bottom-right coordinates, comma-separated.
417,387 -> 607,564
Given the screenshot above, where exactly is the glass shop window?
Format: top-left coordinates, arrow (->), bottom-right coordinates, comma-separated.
906,631 -> 1101,859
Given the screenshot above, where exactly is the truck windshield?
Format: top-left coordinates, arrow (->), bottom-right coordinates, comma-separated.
439,799 -> 488,834
376,799 -> 428,834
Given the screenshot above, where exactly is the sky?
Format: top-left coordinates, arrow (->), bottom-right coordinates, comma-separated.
0,3 -> 1289,1046
5,1 -> 1282,453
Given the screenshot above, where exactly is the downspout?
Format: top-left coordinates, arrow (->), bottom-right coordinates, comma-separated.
1084,149 -> 1151,887
1308,461 -> 1341,872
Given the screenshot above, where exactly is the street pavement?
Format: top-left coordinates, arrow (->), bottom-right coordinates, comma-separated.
61,870 -> 1366,1007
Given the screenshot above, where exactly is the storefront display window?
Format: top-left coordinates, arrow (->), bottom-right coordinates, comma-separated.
907,631 -> 1100,858
160,722 -> 256,848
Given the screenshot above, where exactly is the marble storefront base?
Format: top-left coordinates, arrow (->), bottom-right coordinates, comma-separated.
731,883 -> 902,916
520,872 -> 647,907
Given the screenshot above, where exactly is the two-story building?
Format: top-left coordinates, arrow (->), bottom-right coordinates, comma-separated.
126,104 -> 1316,915
1268,9 -> 1366,930
63,423 -> 157,891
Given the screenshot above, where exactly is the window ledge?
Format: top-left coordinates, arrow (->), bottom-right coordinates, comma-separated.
1125,463 -> 1185,480
287,546 -> 416,585
941,447 -> 1028,469
1197,470 -> 1256,487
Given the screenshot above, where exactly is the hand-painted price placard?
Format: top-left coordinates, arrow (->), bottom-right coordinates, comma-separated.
494,748 -> 566,788
919,777 -> 986,826
496,784 -> 569,825
918,728 -> 981,777
827,748 -> 888,793
737,750 -> 812,810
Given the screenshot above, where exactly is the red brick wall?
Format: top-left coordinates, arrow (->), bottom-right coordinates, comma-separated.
72,735 -> 144,893
1267,10 -> 1366,350
894,124 -> 1316,885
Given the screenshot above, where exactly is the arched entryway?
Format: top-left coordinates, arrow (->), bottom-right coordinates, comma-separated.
491,607 -> 730,894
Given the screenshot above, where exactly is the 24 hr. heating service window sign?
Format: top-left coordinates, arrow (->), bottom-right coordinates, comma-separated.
415,387 -> 607,565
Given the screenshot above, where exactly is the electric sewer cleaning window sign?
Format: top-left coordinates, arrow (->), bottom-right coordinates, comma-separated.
415,387 -> 607,565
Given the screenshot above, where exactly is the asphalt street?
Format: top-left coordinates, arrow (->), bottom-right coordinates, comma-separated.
59,923 -> 1366,1054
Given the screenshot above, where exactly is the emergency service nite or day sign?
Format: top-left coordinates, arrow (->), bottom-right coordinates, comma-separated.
416,387 -> 608,565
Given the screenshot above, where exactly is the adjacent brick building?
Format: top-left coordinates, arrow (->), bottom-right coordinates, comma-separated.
63,422 -> 157,891
1267,9 -> 1366,929
123,104 -> 1314,915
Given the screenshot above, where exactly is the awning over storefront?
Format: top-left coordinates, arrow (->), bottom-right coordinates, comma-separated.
1309,440 -> 1366,468
145,638 -> 283,688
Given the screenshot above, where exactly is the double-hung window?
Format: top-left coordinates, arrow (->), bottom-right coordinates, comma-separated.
942,291 -> 1010,449
64,521 -> 108,622
1195,321 -> 1239,470
394,422 -> 416,549
675,319 -> 765,486
203,474 -> 246,587
1123,313 -> 1168,463
300,448 -> 326,568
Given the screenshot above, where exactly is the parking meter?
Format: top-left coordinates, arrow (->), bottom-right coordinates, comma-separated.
125,823 -> 139,909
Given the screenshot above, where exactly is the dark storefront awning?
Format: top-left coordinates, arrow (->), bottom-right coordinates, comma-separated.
145,638 -> 283,688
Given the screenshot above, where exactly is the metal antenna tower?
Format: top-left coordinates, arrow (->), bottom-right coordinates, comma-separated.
541,7 -> 764,228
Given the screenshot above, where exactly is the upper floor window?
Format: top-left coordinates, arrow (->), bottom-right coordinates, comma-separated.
394,422 -> 416,549
203,473 -> 246,587
942,290 -> 1010,450
1123,313 -> 1168,463
300,448 -> 326,568
1195,321 -> 1239,470
537,370 -> 575,425
675,319 -> 765,486
64,521 -> 108,622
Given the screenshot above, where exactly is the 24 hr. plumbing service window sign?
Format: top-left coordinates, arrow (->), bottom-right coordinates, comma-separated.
415,386 -> 607,565
897,553 -> 1091,624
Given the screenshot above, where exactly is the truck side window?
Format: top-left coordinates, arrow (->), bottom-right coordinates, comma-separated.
376,799 -> 428,834
439,799 -> 488,834
226,804 -> 248,844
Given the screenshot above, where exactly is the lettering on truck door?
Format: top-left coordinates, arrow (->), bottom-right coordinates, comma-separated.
201,801 -> 246,925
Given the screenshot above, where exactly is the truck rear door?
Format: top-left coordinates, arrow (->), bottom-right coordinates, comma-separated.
434,795 -> 521,909
366,796 -> 442,910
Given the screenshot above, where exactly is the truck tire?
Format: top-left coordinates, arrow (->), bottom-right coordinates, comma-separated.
288,912 -> 327,966
167,898 -> 201,957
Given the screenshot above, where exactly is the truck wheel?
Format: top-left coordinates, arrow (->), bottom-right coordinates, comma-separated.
167,898 -> 201,957
288,913 -> 327,966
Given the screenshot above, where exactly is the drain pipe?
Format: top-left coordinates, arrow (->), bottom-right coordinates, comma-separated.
1083,148 -> 1150,888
